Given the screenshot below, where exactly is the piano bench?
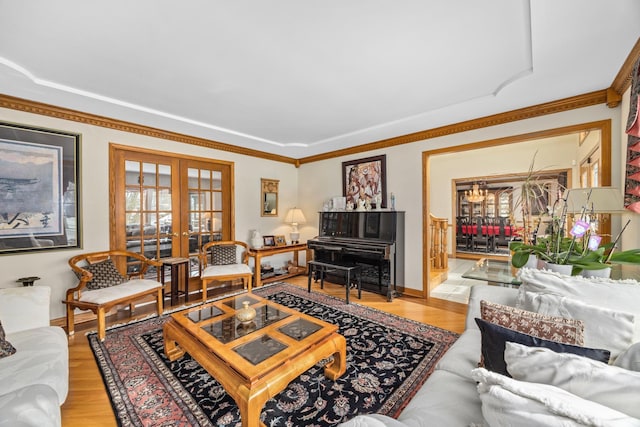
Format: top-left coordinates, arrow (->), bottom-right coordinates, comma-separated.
307,260 -> 361,304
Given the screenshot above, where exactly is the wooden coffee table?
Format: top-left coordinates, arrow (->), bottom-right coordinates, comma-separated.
163,293 -> 346,427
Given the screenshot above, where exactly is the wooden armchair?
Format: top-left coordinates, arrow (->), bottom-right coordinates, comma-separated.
65,250 -> 164,341
200,241 -> 253,302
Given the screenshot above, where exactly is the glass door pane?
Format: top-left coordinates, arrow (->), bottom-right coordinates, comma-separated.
123,160 -> 175,275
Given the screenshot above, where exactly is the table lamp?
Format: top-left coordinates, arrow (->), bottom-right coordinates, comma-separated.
284,208 -> 306,244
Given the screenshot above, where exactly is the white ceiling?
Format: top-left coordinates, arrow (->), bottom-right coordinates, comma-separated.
0,1 -> 639,158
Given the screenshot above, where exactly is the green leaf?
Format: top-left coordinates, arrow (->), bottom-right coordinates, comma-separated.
511,251 -> 532,268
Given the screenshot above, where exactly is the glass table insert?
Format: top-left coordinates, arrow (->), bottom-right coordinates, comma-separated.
461,258 -> 521,287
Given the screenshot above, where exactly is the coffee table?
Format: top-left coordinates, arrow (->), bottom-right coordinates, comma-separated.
163,293 -> 346,427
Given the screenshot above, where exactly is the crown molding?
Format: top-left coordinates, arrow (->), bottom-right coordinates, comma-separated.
0,94 -> 298,165
298,90 -> 607,164
610,36 -> 640,101
0,89 -> 613,166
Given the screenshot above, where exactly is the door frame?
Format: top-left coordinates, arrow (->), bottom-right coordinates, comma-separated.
422,120 -> 612,301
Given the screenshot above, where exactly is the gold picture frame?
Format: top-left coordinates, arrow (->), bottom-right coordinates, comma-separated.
274,235 -> 287,246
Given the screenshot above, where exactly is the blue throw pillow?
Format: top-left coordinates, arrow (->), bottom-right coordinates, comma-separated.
475,317 -> 611,377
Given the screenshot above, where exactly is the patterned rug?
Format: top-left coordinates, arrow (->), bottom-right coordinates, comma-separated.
89,282 -> 459,426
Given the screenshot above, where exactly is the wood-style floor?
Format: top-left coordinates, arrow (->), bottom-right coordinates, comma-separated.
60,276 -> 467,426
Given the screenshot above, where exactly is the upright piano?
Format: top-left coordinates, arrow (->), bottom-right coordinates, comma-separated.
307,211 -> 404,301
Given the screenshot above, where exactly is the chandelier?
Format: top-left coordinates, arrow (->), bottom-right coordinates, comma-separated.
465,183 -> 487,203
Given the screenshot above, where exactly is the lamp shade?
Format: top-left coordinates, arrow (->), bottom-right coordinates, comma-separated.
563,187 -> 626,214
284,208 -> 306,225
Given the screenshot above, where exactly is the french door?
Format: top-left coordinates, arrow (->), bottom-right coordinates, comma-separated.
110,145 -> 233,278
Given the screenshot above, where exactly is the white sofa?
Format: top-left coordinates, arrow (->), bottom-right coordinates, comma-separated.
0,287 -> 69,427
340,269 -> 640,426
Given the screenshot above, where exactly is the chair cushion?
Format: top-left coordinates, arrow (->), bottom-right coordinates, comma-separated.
75,258 -> 126,290
0,321 -> 16,359
79,279 -> 161,305
202,263 -> 252,278
210,245 -> 237,265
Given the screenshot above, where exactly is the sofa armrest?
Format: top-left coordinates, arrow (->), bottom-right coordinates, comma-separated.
465,285 -> 519,331
0,287 -> 51,334
0,384 -> 61,427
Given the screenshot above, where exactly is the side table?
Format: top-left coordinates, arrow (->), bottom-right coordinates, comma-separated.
160,257 -> 190,306
249,243 -> 310,287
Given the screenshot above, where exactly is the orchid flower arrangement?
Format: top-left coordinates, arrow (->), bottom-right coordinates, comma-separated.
511,188 -> 640,272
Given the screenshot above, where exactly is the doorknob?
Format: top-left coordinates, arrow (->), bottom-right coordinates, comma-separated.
182,232 -> 189,237
172,232 -> 179,238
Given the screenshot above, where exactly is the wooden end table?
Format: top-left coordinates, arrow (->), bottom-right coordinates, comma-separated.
249,243 -> 309,287
163,293 -> 346,427
160,257 -> 190,305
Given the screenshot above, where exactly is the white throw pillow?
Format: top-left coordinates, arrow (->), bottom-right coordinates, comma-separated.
614,342 -> 640,372
520,291 -> 634,361
471,367 -> 640,427
504,342 -> 640,419
518,268 -> 640,342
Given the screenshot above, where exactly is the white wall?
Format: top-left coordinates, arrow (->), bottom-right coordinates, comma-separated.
299,103 -> 625,293
0,107 -> 299,319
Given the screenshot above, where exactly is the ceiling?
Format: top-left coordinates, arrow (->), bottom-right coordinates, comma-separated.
0,1 -> 639,158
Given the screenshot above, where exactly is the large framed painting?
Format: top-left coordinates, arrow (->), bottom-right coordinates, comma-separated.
0,122 -> 81,254
342,154 -> 387,208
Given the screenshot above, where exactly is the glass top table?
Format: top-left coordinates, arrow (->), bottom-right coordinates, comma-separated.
462,258 -> 640,287
461,258 -> 521,287
163,293 -> 347,427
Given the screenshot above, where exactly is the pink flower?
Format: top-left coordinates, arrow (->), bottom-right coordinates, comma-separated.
588,234 -> 602,251
570,220 -> 590,238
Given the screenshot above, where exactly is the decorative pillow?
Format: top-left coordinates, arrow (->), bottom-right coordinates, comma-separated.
0,320 -> 16,358
504,341 -> 640,419
210,245 -> 237,265
471,367 -> 640,427
518,267 -> 640,342
520,291 -> 635,361
474,318 -> 610,376
614,342 -> 640,372
75,258 -> 126,290
480,300 -> 584,345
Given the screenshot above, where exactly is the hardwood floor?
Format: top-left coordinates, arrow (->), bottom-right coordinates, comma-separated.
60,276 -> 467,426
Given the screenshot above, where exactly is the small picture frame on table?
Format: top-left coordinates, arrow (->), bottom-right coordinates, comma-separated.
274,235 -> 287,246
263,235 -> 275,246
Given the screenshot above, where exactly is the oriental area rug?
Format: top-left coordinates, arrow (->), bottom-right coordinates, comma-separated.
89,282 -> 459,427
